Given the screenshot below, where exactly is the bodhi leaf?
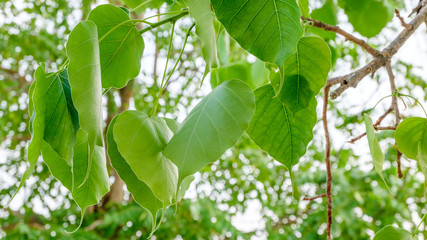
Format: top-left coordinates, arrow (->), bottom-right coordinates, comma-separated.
66,20 -> 104,187
373,225 -> 414,240
247,84 -> 317,171
10,65 -> 79,202
113,111 -> 178,205
88,4 -> 145,89
338,0 -> 393,38
306,0 -> 337,40
107,116 -> 163,232
395,117 -> 427,160
71,129 -> 110,229
364,114 -> 390,190
184,0 -> 219,78
164,80 -> 255,188
297,0 -> 310,17
211,0 -> 303,66
276,36 -> 331,113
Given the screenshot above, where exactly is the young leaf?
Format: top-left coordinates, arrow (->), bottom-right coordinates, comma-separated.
184,0 -> 219,78
113,111 -> 179,205
107,116 -> 163,231
276,36 -> 331,113
164,80 -> 255,188
364,113 -> 389,190
247,84 -> 317,171
373,225 -> 414,240
395,117 -> 427,160
66,20 -> 104,186
211,0 -> 303,66
88,4 -> 145,89
338,0 -> 393,38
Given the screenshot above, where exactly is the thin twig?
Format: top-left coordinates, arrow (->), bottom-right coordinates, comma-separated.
322,86 -> 333,240
303,193 -> 327,201
326,4 -> 427,99
302,17 -> 381,57
395,9 -> 410,28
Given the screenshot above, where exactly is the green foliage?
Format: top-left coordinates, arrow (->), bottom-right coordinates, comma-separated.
211,0 -> 303,66
364,113 -> 389,190
276,36 -> 331,113
306,0 -> 337,40
88,4 -> 145,89
395,117 -> 427,160
338,0 -> 393,37
247,84 -> 317,171
373,225 -> 414,240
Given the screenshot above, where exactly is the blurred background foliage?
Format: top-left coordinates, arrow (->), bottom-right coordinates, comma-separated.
1,0 -> 427,239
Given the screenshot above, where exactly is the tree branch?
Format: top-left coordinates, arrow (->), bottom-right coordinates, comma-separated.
139,10 -> 189,34
302,17 -> 381,57
303,193 -> 327,201
326,3 -> 427,99
322,86 -> 333,240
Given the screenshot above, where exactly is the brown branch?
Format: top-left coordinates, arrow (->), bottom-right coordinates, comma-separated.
385,62 -> 403,178
303,193 -> 327,201
326,3 -> 427,99
322,86 -> 333,240
302,17 -> 381,57
395,9 -> 409,28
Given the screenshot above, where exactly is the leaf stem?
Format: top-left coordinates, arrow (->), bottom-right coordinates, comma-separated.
139,10 -> 189,34
129,0 -> 155,13
413,210 -> 427,236
398,93 -> 427,117
151,21 -> 176,116
98,19 -> 150,43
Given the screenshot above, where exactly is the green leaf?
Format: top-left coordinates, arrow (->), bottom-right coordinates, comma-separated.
364,113 -> 389,190
121,0 -> 166,13
210,60 -> 269,90
277,36 -> 331,113
247,84 -> 317,170
113,110 -> 178,205
211,0 -> 303,66
373,225 -> 414,240
395,117 -> 427,160
184,0 -> 219,77
71,128 -> 110,227
107,116 -> 163,231
164,80 -> 255,188
88,4 -> 145,89
338,0 -> 393,37
66,20 -> 104,186
297,0 -> 310,17
306,0 -> 337,40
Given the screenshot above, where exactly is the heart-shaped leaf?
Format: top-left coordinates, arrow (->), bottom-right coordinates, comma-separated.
247,84 -> 317,170
164,80 -> 255,188
276,36 -> 331,113
395,117 -> 427,160
113,110 -> 178,205
211,0 -> 303,66
88,4 -> 145,89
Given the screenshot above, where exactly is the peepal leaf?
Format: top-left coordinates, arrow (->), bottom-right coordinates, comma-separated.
277,36 -> 331,113
184,0 -> 218,77
307,0 -> 338,40
373,225 -> 414,240
66,20 -> 104,186
247,84 -> 317,170
211,0 -> 303,66
164,80 -> 255,187
107,116 -> 163,231
88,4 -> 145,89
11,65 -> 79,202
338,0 -> 393,37
114,111 -> 178,205
364,114 -> 389,190
395,117 -> 427,160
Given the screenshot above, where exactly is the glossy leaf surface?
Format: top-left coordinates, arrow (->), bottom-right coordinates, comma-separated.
88,4 -> 145,89
211,0 -> 303,65
247,84 -> 317,170
373,225 -> 414,240
395,117 -> 427,160
164,80 -> 255,186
